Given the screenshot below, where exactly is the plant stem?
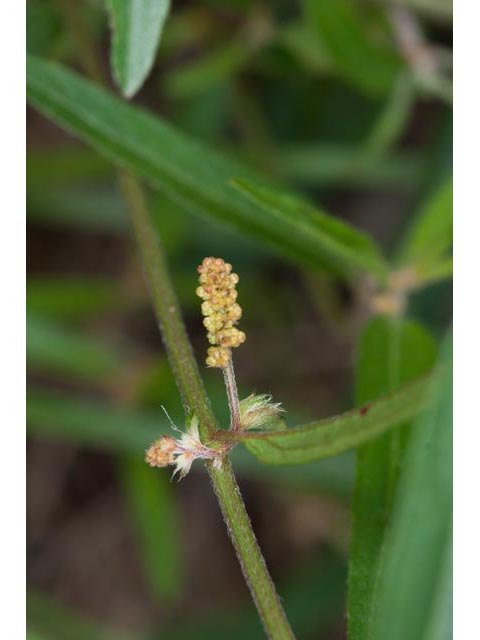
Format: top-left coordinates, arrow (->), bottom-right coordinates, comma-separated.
121,179 -> 295,639
118,171 -> 216,438
223,357 -> 241,430
59,6 -> 296,637
209,459 -> 295,640
119,174 -> 295,640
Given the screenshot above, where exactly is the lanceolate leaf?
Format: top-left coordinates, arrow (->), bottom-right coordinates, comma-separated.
417,256 -> 453,288
27,387 -> 356,497
347,317 -> 437,640
397,178 -> 453,276
107,0 -> 170,98
26,55 -> 384,279
27,389 -> 163,452
27,314 -> 124,383
232,376 -> 432,465
371,333 -> 452,640
27,277 -> 122,320
232,178 -> 388,281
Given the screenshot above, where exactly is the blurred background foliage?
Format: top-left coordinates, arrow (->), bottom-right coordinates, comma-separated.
26,0 -> 452,638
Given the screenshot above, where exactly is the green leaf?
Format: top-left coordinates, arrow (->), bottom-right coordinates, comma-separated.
232,178 -> 388,281
347,317 -> 437,640
120,456 -> 183,603
27,183 -> 127,231
27,387 -> 355,496
416,256 -> 453,288
26,55 -> 382,278
27,0 -> 62,57
233,448 -> 355,499
107,0 -> 170,98
27,277 -> 123,320
397,178 -> 453,277
272,144 -> 423,189
304,0 -> 402,95
27,314 -> 124,383
237,375 -> 432,465
361,74 -> 415,158
371,333 -> 452,640
280,21 -> 333,74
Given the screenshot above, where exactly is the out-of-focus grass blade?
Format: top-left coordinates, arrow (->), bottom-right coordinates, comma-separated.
362,74 -> 415,157
280,21 -> 333,74
107,0 -> 170,98
347,317 -> 437,640
232,447 -> 355,499
26,147 -> 123,232
27,277 -> 123,320
27,183 -> 128,231
26,55 -> 381,276
272,144 -> 423,188
120,456 -> 183,603
415,256 -> 453,288
27,0 -> 62,56
371,333 -> 452,640
304,0 -> 402,95
232,178 -> 388,282
237,376 -> 431,465
27,389 -> 163,452
27,314 -> 124,383
27,591 -> 141,640
397,178 -> 453,280
27,317 -> 184,606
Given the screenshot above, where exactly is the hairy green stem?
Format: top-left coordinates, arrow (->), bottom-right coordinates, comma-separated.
58,5 -> 296,636
119,171 -> 295,640
118,171 -> 216,438
120,171 -> 296,638
209,459 -> 295,640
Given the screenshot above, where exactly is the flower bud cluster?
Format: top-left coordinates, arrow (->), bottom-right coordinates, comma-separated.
239,394 -> 286,431
145,435 -> 177,467
196,257 -> 246,367
145,416 -> 224,479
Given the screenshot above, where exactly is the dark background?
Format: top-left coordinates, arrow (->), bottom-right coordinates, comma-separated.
26,1 -> 452,638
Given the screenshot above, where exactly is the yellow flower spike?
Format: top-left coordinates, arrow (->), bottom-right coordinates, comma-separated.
196,257 -> 245,368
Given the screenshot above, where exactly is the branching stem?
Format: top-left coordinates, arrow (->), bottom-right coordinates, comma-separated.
59,6 -> 296,637
122,175 -> 295,639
